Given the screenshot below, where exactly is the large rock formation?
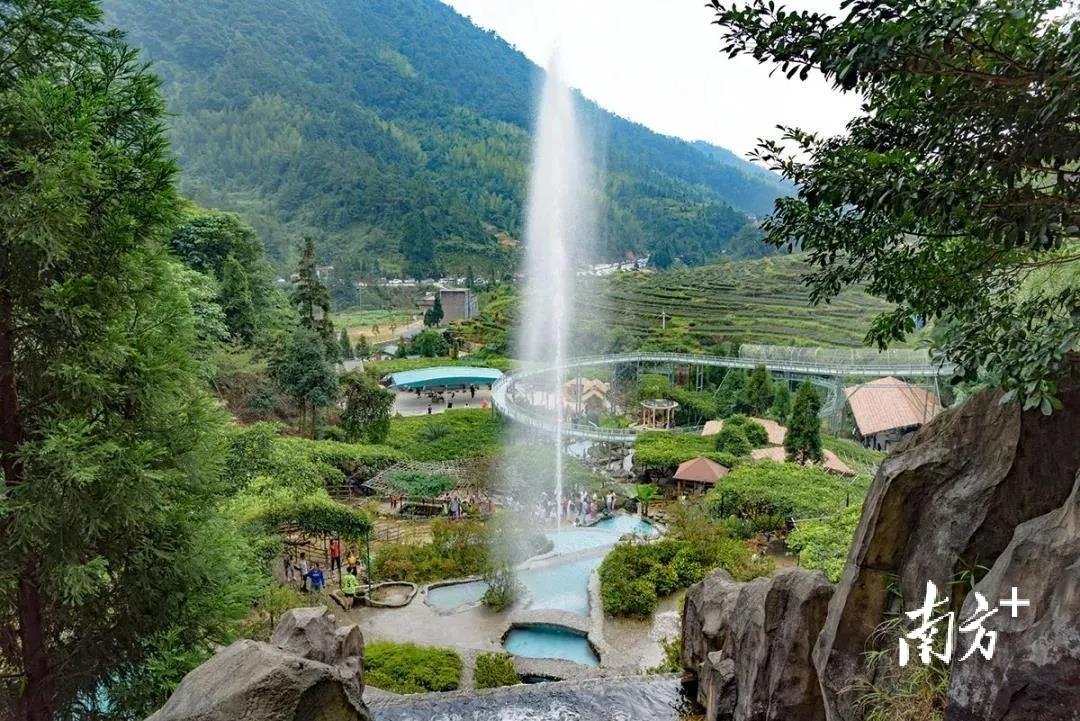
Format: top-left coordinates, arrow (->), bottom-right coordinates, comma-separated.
148,607 -> 370,721
813,377 -> 1080,720
945,470 -> 1080,721
682,568 -> 834,721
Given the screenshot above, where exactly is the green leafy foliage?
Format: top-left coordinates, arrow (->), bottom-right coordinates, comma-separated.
634,432 -> 739,469
713,426 -> 752,456
787,504 -> 863,582
599,533 -> 770,618
0,3 -> 264,716
277,326 -> 338,437
340,370 -> 395,444
710,0 -> 1080,410
473,653 -> 521,689
743,365 -> 775,415
724,415 -> 770,448
382,469 -> 456,498
706,461 -> 866,526
384,410 -> 503,461
364,642 -> 462,694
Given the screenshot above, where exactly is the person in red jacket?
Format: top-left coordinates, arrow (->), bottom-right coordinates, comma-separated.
329,538 -> 342,573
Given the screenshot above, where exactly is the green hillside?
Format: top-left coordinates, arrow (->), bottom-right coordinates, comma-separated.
455,254 -> 903,354
102,0 -> 789,282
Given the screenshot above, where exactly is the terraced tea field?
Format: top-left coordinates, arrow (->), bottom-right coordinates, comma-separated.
454,254 -> 908,352
591,254 -> 900,348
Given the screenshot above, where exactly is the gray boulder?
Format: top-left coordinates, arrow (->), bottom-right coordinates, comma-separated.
147,640 -> 370,721
814,375 -> 1080,721
682,568 -> 834,721
945,471 -> 1080,721
271,606 -> 363,670
148,607 -> 370,721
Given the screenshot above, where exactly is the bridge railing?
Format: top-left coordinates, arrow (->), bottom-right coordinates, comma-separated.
491,351 -> 950,442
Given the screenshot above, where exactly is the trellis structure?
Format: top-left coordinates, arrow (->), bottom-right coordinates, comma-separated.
361,458 -> 496,516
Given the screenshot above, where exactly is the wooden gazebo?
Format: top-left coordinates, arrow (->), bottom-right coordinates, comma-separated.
640,399 -> 679,429
673,456 -> 730,495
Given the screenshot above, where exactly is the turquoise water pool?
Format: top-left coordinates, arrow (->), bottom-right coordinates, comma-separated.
425,579 -> 487,609
425,518 -> 654,615
594,514 -> 658,537
503,625 -> 600,666
544,527 -> 620,554
520,555 -> 602,615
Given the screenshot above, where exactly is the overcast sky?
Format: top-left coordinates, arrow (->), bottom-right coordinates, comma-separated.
442,0 -> 861,159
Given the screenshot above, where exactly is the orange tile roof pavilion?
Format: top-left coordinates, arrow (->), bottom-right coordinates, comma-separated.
844,376 -> 942,437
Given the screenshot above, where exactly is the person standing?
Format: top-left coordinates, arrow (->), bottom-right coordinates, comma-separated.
298,553 -> 310,591
329,538 -> 342,573
283,553 -> 295,582
308,563 -> 326,592
346,549 -> 358,576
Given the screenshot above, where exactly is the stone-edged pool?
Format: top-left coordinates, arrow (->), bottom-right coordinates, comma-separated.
504,625 -> 600,666
425,517 -> 658,617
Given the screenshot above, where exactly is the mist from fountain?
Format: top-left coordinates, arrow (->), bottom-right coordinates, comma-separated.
515,54 -> 596,528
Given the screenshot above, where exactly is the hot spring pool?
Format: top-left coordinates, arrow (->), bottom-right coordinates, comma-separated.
544,527 -> 621,554
426,555 -> 603,614
425,520 -> 654,614
594,514 -> 658,537
504,625 -> 600,666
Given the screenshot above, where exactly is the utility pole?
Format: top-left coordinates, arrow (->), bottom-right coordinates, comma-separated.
660,310 -> 668,329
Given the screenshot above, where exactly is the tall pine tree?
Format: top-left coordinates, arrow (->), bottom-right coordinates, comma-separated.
0,4 -> 257,717
784,382 -> 824,465
290,236 -> 336,358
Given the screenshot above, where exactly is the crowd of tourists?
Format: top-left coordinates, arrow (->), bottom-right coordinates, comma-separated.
530,489 -> 619,524
281,538 -> 364,602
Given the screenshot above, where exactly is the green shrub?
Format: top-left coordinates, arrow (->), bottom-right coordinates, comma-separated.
671,548 -> 707,587
597,526 -> 771,617
714,426 -> 752,456
634,431 -> 740,468
474,653 -> 520,689
724,415 -> 770,448
646,563 -> 680,596
385,410 -> 502,461
601,576 -> 659,617
481,565 -> 523,611
364,642 -> 462,694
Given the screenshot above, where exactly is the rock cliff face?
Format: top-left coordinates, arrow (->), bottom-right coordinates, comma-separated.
148,607 -> 370,721
945,470 -> 1080,721
682,363 -> 1080,721
815,376 -> 1080,721
682,568 -> 834,721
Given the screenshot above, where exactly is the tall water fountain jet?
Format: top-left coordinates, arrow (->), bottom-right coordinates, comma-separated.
516,55 -> 596,527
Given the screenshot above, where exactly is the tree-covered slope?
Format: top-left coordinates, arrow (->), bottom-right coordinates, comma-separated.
103,0 -> 787,278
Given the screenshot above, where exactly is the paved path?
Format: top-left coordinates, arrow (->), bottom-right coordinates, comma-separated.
393,388 -> 493,417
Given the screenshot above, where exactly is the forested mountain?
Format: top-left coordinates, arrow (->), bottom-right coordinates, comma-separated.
103,0 -> 788,280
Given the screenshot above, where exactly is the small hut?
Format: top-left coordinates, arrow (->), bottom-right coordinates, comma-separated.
673,456 -> 730,495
